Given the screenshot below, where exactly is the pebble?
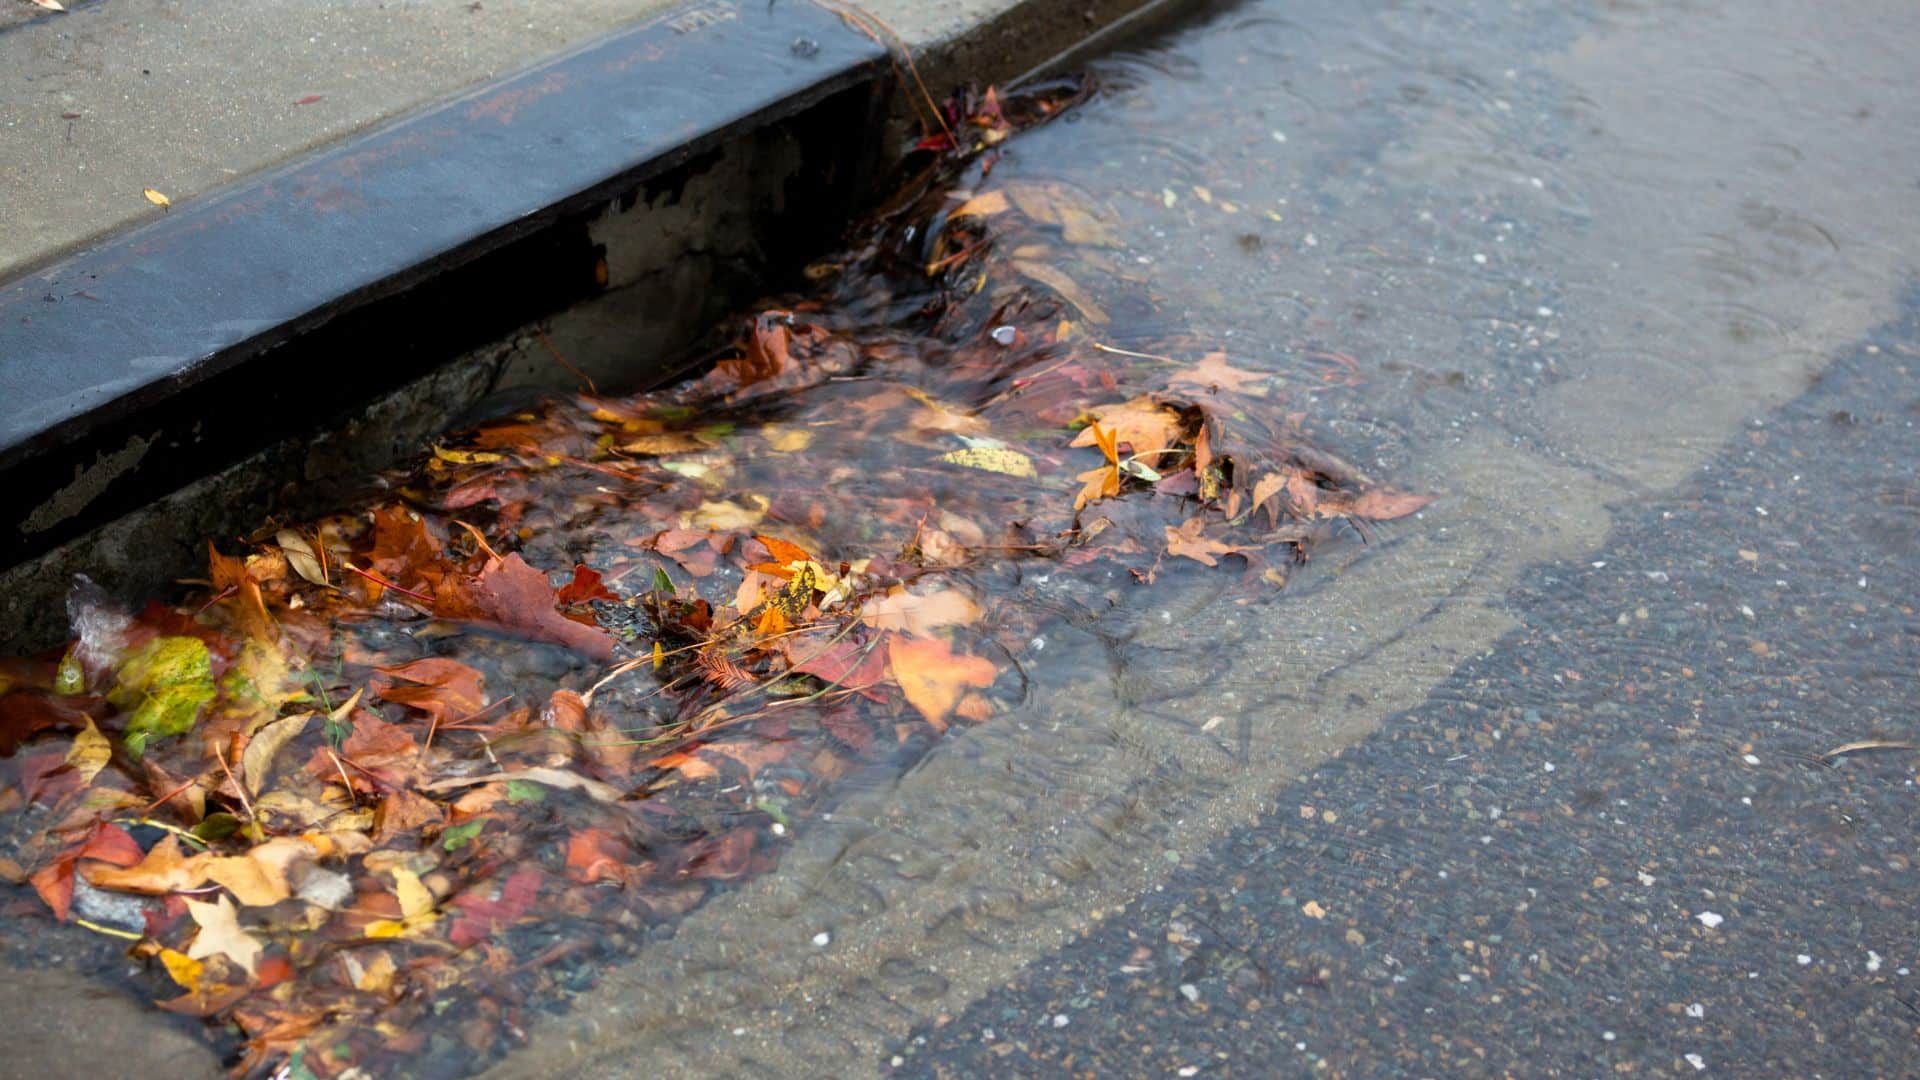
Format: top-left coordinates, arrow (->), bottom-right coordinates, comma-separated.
812,931 -> 831,947
1052,1013 -> 1070,1028
1686,1052 -> 1708,1071
1796,954 -> 1812,966
990,325 -> 1018,346
1696,912 -> 1725,928
1180,983 -> 1200,1003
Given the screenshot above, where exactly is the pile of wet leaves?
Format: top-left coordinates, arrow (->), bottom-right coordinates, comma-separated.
0,81 -> 1428,1077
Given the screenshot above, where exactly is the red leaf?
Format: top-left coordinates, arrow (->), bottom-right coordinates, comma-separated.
370,658 -> 487,725
0,691 -> 102,756
447,868 -> 542,947
555,564 -> 616,605
789,636 -> 889,701
434,554 -> 615,661
29,822 -> 142,921
564,828 -> 633,886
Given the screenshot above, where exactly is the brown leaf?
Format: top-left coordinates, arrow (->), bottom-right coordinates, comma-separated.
1164,517 -> 1237,567
1169,351 -> 1270,397
434,553 -> 615,661
887,637 -> 996,731
371,658 -> 487,726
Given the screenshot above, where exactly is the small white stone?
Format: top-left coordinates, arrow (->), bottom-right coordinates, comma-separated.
1180,983 -> 1200,1003
1867,951 -> 1883,973
990,325 -> 1018,346
1685,1052 -> 1707,1071
1178,1068 -> 1200,1078
1685,1003 -> 1704,1018
1638,871 -> 1656,886
1797,954 -> 1812,966
1743,754 -> 1760,765
1472,253 -> 1488,264
1696,911 -> 1725,929
1602,1031 -> 1616,1042
812,931 -> 831,947
771,822 -> 787,836
1543,762 -> 1556,772
1052,1014 -> 1070,1028
892,1056 -> 905,1067
732,1027 -> 747,1036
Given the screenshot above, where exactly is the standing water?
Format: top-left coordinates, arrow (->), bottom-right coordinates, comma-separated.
3,0 -> 1919,1077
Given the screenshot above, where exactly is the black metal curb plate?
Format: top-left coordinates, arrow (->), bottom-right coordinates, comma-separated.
0,0 -> 883,570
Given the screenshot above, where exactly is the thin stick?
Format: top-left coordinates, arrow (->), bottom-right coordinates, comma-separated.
212,742 -> 257,833
342,562 -> 434,605
534,327 -> 597,394
1091,341 -> 1177,363
451,520 -> 502,562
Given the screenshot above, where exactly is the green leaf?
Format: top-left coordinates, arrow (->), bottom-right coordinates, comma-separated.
192,813 -> 243,843
109,636 -> 216,759
442,821 -> 484,851
651,566 -> 675,595
504,780 -> 546,804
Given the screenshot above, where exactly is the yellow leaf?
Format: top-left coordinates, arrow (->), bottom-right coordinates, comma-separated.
940,446 -> 1037,478
1069,398 -> 1183,456
432,445 -> 506,465
762,425 -> 812,452
950,189 -> 1009,219
142,187 -> 171,209
689,495 -> 766,531
618,432 -> 710,456
159,949 -> 204,992
65,719 -> 111,785
365,866 -> 438,938
185,895 -> 263,976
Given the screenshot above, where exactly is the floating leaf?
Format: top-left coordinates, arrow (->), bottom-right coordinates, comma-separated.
142,187 -> 171,209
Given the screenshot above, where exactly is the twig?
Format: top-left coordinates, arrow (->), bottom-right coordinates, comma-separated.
1821,739 -> 1920,761
212,742 -> 258,836
451,519 -> 502,562
341,562 -> 435,605
1091,340 -> 1177,363
534,327 -> 597,394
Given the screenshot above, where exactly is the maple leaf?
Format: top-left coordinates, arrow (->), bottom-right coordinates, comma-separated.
1074,422 -> 1122,510
434,553 -> 615,661
887,637 -> 996,731
1164,517 -> 1237,567
1169,351 -> 1270,397
186,894 -> 264,976
788,636 -> 889,700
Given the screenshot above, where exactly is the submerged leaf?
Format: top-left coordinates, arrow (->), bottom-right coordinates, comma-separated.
940,446 -> 1038,478
887,637 -> 996,730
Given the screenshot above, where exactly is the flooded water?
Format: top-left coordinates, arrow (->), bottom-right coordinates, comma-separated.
4,0 -> 1920,1076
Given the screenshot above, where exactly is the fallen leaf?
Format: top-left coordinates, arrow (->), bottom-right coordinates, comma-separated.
108,636 -> 216,757
422,765 -> 623,803
274,530 -> 327,585
950,189 -> 1010,219
689,496 -> 768,532
29,822 -> 144,920
565,828 -> 633,885
555,564 -> 617,605
1006,181 -> 1118,246
204,837 -> 315,907
446,868 -> 541,947
434,553 -> 615,661
158,948 -> 204,992
365,866 -> 438,938
1070,398 -> 1184,456
64,718 -> 111,785
941,446 -> 1038,478
1010,259 -> 1109,323
861,588 -> 982,637
371,657 -> 487,726
186,894 -> 264,976
84,834 -> 213,895
1164,517 -> 1236,567
239,712 -> 310,792
619,432 -> 711,456
1169,351 -> 1270,397
1335,487 -> 1435,521
887,637 -> 996,730
143,187 -> 171,209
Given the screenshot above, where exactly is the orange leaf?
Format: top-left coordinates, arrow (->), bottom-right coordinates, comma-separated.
860,587 -> 982,637
887,637 -> 996,731
752,535 -> 812,565
1069,398 -> 1182,456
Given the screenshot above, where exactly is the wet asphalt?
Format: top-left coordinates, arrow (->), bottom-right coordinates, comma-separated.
888,309 -> 1920,1076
